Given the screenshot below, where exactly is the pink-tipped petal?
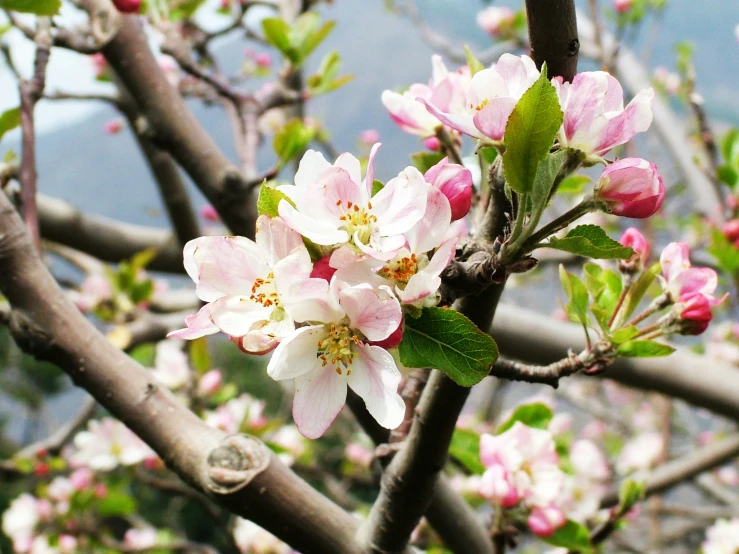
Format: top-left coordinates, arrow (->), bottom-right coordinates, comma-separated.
339,285 -> 402,342
293,366 -> 348,439
267,325 -> 325,380
348,344 -> 405,430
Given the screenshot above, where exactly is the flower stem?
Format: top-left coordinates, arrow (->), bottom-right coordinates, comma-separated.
624,294 -> 671,328
521,197 -> 596,254
608,286 -> 630,330
436,128 -> 463,166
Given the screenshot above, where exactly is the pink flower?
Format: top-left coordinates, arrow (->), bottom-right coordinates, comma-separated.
653,66 -> 681,96
70,418 -> 154,471
381,56 -> 470,138
421,53 -> 541,145
677,292 -> 713,335
571,440 -> 610,482
205,394 -> 267,434
423,136 -> 441,150
150,340 -> 190,390
345,442 -> 374,468
555,72 -> 654,162
169,215 -> 320,354
278,146 -> 428,260
701,517 -> 739,554
200,204 -> 221,222
723,219 -> 739,242
476,6 -> 517,38
424,157 -> 473,220
595,158 -> 664,218
266,280 -> 405,438
59,535 -> 78,553
90,53 -> 107,79
104,118 -> 125,135
617,431 -> 663,474
659,242 -> 724,306
254,52 -> 271,69
479,422 -> 565,507
113,0 -> 141,13
619,227 -> 650,262
2,494 -> 40,549
479,464 -> 520,508
69,468 -> 94,491
197,369 -> 223,395
528,505 -> 566,537
613,0 -> 633,14
358,129 -> 381,145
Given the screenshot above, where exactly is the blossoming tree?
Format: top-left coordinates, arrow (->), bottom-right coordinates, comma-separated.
0,0 -> 737,552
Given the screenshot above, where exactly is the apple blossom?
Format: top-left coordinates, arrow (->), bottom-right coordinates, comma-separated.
2,494 -> 40,551
702,517 -> 739,554
69,468 -> 94,491
267,279 -> 405,438
619,227 -> 650,264
169,215 -> 319,354
423,136 -> 441,150
527,504 -> 566,537
69,274 -> 112,312
345,441 -> 374,468
204,394 -> 267,434
200,204 -> 221,222
479,422 -> 565,508
653,66 -> 681,96
90,53 -> 107,79
113,0 -> 141,13
310,255 -> 337,282
381,56 -> 470,138
124,528 -> 158,549
554,72 -> 654,162
358,129 -> 381,145
595,158 -> 664,218
659,242 -> 726,310
58,535 -> 78,553
278,146 -> 428,260
476,6 -> 517,38
479,464 -> 520,508
421,53 -> 541,144
269,425 -> 308,466
676,291 -> 714,335
613,0 -> 633,14
150,340 -> 190,390
233,518 -> 294,554
197,369 -> 223,395
617,431 -> 664,474
70,418 -> 155,471
424,157 -> 473,220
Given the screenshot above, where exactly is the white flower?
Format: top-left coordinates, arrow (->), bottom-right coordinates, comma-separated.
702,517 -> 739,554
70,418 -> 154,471
232,518 -> 293,554
150,339 -> 190,390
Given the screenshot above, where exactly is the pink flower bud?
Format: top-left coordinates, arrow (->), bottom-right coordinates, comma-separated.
70,468 -> 94,491
619,227 -> 650,263
476,6 -> 516,38
345,443 -> 374,467
310,256 -> 338,282
527,505 -> 566,537
358,129 -> 381,146
423,136 -> 441,150
480,465 -> 520,508
424,157 -> 473,220
723,219 -> 739,242
613,0 -> 633,14
113,0 -> 141,13
36,499 -> 53,520
254,52 -> 271,69
94,484 -> 108,499
677,292 -> 713,335
200,204 -> 220,222
103,118 -> 125,135
197,369 -> 223,395
596,158 -> 664,219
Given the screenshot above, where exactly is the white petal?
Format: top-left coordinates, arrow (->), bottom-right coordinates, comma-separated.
293,365 -> 348,439
348,344 -> 405,430
209,297 -> 274,337
295,150 -> 331,188
255,215 -> 304,267
372,167 -> 428,237
339,285 -> 402,342
334,152 -> 362,186
278,200 -> 349,246
283,277 -> 344,324
267,325 -> 325,380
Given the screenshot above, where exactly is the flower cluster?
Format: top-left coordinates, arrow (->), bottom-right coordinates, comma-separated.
171,146 -> 471,438
702,517 -> 739,554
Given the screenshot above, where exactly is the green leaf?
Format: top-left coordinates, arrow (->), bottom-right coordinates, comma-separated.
463,45 -> 484,76
497,402 -> 553,434
0,0 -> 61,15
0,107 -> 21,142
169,0 -> 207,19
307,50 -> 353,95
262,18 -> 298,63
621,262 -> 661,322
410,151 -> 444,174
721,128 -> 739,166
708,227 -> 739,274
542,520 -> 593,552
717,165 -> 738,189
257,183 -> 292,218
189,337 -> 211,373
479,146 -> 498,165
129,343 -> 156,366
130,247 -> 158,274
617,340 -> 675,358
617,478 -> 645,513
502,65 -> 564,194
610,325 -> 639,345
583,262 -> 622,331
96,489 -> 137,517
547,225 -> 634,260
558,174 -> 591,194
371,179 -> 384,197
273,119 -> 316,168
399,307 -> 499,387
300,20 -> 336,62
559,265 -> 589,326
129,279 -> 154,304
531,150 -> 566,215
449,428 -> 484,474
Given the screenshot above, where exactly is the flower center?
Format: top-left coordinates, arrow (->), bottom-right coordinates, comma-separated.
379,253 -> 420,283
336,200 -> 377,245
250,272 -> 280,308
317,323 -> 361,375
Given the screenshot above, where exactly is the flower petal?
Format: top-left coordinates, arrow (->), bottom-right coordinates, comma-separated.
371,167 -> 428,237
472,97 -> 518,142
167,305 -> 219,340
293,365 -> 348,439
405,186 -> 452,254
278,199 -> 349,245
339,284 -> 402,342
294,149 -> 331,188
209,297 -> 273,337
255,215 -> 304,267
418,98 -> 484,139
267,324 -> 325,380
348,343 -> 405,430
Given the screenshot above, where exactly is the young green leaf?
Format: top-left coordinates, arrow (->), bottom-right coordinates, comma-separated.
721,128 -> 739,166
617,478 -> 646,513
463,45 -> 484,76
559,265 -> 590,326
0,107 -> 21,142
398,307 -> 499,387
620,262 -> 661,322
0,0 -> 61,15
410,151 -> 445,173
558,174 -> 592,194
496,402 -> 553,434
371,179 -> 385,197
610,325 -> 640,345
257,184 -> 293,218
261,18 -> 298,63
617,340 -> 675,358
449,428 -> 484,474
542,520 -> 593,552
708,227 -> 739,274
531,150 -> 567,215
547,225 -> 634,259
502,65 -> 564,194
273,119 -> 316,168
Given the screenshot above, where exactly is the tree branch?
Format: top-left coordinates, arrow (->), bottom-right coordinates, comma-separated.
0,190 -> 362,554
525,0 -> 579,82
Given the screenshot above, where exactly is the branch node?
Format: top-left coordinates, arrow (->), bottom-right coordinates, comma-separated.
206,434 -> 270,494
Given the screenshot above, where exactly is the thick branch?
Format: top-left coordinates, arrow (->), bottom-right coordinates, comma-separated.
525,0 -> 579,82
0,191 -> 361,554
